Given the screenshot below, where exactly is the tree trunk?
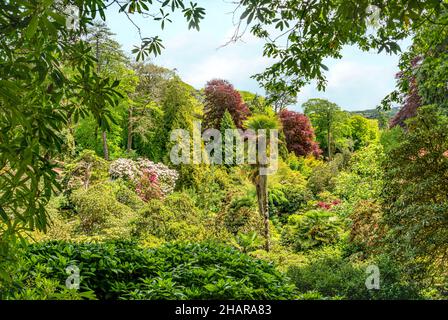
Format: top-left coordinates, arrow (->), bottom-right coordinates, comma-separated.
327,128 -> 331,160
127,107 -> 133,153
102,130 -> 109,160
83,163 -> 92,189
256,171 -> 270,251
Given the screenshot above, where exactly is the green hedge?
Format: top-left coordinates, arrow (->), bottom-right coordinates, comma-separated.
4,241 -> 294,300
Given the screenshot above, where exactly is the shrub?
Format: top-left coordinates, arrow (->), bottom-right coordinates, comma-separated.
307,162 -> 338,195
61,150 -> 109,193
133,192 -> 209,242
287,247 -> 420,300
349,200 -> 385,254
115,181 -> 145,210
135,169 -> 163,202
31,196 -> 74,241
136,158 -> 178,196
334,144 -> 384,203
4,241 -> 295,300
218,194 -> 263,236
269,183 -> 312,219
281,210 -> 343,252
70,183 -> 135,238
109,158 -> 178,197
109,158 -> 138,181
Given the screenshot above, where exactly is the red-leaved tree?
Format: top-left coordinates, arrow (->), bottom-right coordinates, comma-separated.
203,79 -> 250,129
279,109 -> 322,157
390,57 -> 423,128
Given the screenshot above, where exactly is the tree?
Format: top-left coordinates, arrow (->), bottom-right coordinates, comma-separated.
244,113 -> 281,251
203,79 -> 250,130
382,105 -> 448,279
279,109 -> 321,158
0,0 -> 205,263
387,14 -> 448,126
303,99 -> 348,160
85,22 -> 128,160
220,110 -> 238,167
349,115 -> 379,150
127,63 -> 175,154
266,91 -> 297,114
162,77 -> 202,164
234,1 -> 448,96
389,57 -> 423,128
239,91 -> 267,114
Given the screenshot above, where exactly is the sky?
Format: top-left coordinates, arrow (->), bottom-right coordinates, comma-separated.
105,1 -> 411,112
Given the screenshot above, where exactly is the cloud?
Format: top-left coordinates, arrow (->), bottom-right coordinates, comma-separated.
326,60 -> 392,89
182,53 -> 271,91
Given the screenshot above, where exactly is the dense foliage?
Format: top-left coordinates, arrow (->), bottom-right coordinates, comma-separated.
1,0 -> 447,302
383,106 -> 448,281
203,79 -> 250,129
2,241 -> 294,300
279,109 -> 321,158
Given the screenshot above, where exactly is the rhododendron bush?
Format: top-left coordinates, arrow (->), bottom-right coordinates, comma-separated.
109,158 -> 138,181
109,158 -> 178,199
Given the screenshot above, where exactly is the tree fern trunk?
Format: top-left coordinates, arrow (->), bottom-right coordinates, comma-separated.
102,130 -> 109,160
127,107 -> 133,153
256,172 -> 270,251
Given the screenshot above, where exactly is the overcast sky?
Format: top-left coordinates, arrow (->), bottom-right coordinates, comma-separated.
105,1 -> 410,112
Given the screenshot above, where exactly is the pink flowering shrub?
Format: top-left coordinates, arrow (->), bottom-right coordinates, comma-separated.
135,169 -> 163,202
317,199 -> 341,211
109,158 -> 178,198
135,158 -> 178,196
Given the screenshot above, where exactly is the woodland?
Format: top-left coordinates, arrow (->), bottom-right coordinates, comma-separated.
0,0 -> 447,300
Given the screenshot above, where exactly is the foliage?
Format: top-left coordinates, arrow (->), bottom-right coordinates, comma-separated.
70,183 -> 135,238
236,231 -> 263,253
133,192 -> 209,242
334,144 -> 385,203
281,210 -> 343,252
3,241 -> 294,300
109,158 -> 138,181
109,158 -> 178,197
306,153 -> 348,195
382,105 -> 448,277
303,99 -> 351,159
0,0 -> 124,244
384,12 -> 448,118
379,126 -> 405,154
136,159 -> 179,196
135,169 -> 163,202
219,194 -> 263,236
203,79 -> 250,129
279,109 -> 321,158
237,0 -> 447,95
269,182 -> 312,220
287,247 -> 420,300
348,200 -> 384,255
239,91 -> 267,114
61,150 -> 109,192
389,57 -> 423,128
348,115 -> 379,150
114,181 -> 145,211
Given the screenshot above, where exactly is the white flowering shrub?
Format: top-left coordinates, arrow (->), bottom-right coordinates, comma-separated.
109,158 -> 178,197
109,158 -> 138,181
136,158 -> 179,196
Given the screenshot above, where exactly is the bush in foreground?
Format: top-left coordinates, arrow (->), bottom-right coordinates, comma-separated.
3,241 -> 294,300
